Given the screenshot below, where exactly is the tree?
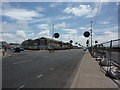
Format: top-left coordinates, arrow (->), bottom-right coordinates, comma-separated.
70,40 -> 73,44
78,44 -> 81,46
75,42 -> 78,45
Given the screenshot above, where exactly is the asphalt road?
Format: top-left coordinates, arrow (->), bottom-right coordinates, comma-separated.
2,49 -> 85,89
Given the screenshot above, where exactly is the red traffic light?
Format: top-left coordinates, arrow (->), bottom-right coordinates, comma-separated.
54,33 -> 60,38
84,31 -> 90,37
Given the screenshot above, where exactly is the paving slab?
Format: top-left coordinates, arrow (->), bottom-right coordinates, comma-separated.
71,51 -> 118,88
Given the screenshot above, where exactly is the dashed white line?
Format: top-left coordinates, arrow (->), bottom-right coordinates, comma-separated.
16,85 -> 24,90
13,60 -> 32,65
50,68 -> 54,70
37,74 -> 43,78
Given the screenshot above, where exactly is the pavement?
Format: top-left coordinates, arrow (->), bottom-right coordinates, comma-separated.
0,49 -> 11,58
71,50 -> 118,88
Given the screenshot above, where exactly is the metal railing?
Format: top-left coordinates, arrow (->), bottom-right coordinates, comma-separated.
89,39 -> 120,87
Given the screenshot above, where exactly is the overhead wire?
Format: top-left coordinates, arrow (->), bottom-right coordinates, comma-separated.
93,1 -> 102,26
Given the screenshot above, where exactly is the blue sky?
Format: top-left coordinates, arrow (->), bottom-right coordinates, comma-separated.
1,2 -> 118,46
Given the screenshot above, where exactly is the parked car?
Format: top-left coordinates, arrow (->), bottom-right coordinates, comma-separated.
20,48 -> 24,51
14,48 -> 21,52
83,48 -> 87,51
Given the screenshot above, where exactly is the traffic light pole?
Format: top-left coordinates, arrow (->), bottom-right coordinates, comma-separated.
52,24 -> 54,39
52,24 -> 54,52
90,21 -> 93,55
90,21 -> 93,48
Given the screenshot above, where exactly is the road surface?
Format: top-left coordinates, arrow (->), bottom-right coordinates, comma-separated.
2,49 -> 85,88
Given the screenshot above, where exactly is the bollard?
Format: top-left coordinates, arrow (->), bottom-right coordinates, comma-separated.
3,51 -> 5,56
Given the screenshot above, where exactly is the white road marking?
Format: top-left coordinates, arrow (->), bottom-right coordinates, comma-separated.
50,68 -> 54,70
37,74 -> 43,78
13,60 -> 32,65
16,85 -> 24,90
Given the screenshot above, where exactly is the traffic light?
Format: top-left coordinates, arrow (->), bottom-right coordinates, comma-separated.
86,40 -> 89,44
75,42 -> 78,45
70,40 -> 73,43
54,33 -> 60,38
84,31 -> 90,37
95,41 -> 98,44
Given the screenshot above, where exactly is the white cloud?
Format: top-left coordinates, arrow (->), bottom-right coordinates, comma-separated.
95,25 -> 118,33
1,31 -> 26,43
1,33 -> 16,43
1,22 -> 17,32
104,31 -> 113,35
1,21 -> 31,33
94,31 -> 118,44
93,25 -> 118,44
50,4 -> 56,7
35,7 -> 45,12
28,33 -> 34,36
60,34 -> 87,46
79,27 -> 91,30
56,16 -> 72,20
1,31 -> 36,43
55,22 -> 69,29
37,24 -> 50,29
61,34 -> 71,39
62,29 -> 77,34
3,8 -> 43,20
117,2 -> 120,6
50,3 -> 62,8
100,21 -> 110,24
16,30 -> 27,39
78,36 -> 88,46
93,25 -> 118,43
64,3 -> 103,18
16,21 -> 29,27
64,5 -> 97,18
32,17 -> 53,23
38,30 -> 50,37
86,8 -> 97,18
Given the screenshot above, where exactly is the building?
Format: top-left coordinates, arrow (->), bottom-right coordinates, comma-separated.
8,43 -> 21,48
0,41 -> 8,49
21,37 -> 73,50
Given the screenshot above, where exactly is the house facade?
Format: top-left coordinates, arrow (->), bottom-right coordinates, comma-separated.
21,37 -> 73,50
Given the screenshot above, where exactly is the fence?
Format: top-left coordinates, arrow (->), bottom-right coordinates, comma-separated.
89,39 -> 120,87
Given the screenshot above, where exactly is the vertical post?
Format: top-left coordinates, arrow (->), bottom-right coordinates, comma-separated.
90,21 -> 93,55
69,35 -> 70,41
52,24 -> 54,39
52,24 -> 54,52
109,40 -> 112,71
90,21 -> 93,48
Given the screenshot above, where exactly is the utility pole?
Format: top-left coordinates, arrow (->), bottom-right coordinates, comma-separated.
69,35 -> 70,41
90,21 -> 93,48
52,24 -> 54,39
51,24 -> 54,52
